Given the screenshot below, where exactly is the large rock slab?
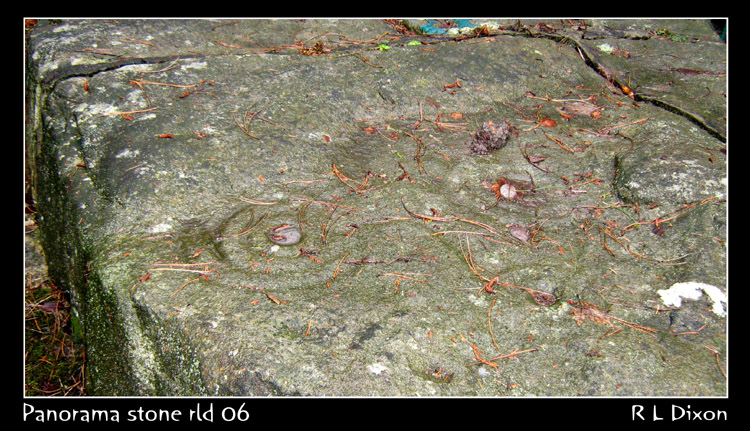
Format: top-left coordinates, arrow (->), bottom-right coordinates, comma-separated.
26,19 -> 726,396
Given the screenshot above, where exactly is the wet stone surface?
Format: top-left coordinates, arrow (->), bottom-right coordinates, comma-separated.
26,19 -> 726,396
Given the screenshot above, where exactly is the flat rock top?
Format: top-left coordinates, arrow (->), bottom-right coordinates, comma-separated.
26,19 -> 726,396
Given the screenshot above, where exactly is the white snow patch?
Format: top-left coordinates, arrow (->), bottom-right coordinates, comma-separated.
151,223 -> 173,234
183,61 -> 207,70
657,282 -> 727,316
367,363 -> 388,375
115,148 -> 139,158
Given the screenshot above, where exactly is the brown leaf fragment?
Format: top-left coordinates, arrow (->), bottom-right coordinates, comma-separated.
424,96 -> 440,109
569,300 -> 614,327
531,291 -> 558,306
520,143 -> 551,173
300,40 -> 330,56
652,224 -> 666,236
509,224 -> 529,242
556,101 -> 603,118
38,301 -> 64,315
673,68 -> 725,77
570,307 -> 587,326
528,154 -> 547,164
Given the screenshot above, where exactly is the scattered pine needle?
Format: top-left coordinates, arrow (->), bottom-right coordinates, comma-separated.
171,277 -> 201,296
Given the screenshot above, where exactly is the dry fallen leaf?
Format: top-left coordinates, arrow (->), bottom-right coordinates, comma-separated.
568,300 -> 614,327
509,224 -> 529,242
531,291 -> 558,306
556,101 -> 603,119
425,96 -> 440,109
527,154 -> 547,164
38,301 -> 63,314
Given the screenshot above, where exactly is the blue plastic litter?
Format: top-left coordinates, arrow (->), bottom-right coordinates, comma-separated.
421,19 -> 475,35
